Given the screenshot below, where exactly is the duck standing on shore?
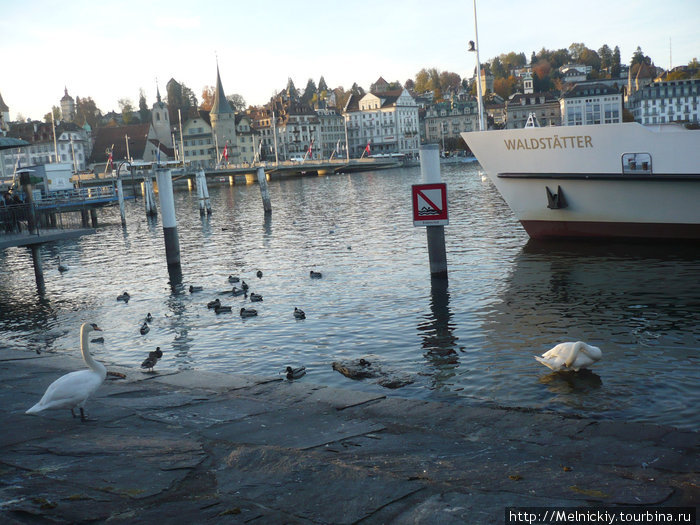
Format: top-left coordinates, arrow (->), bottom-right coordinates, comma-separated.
141,347 -> 163,372
26,323 -> 106,422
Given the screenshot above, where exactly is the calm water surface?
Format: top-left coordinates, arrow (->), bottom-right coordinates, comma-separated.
1,164 -> 698,430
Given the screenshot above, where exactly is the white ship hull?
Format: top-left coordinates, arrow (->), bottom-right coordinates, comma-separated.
461,122 -> 700,240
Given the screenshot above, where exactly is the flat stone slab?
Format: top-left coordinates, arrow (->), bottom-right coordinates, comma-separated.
200,404 -> 385,450
153,369 -> 276,391
2,417 -> 205,500
142,396 -> 278,428
214,444 -> 423,524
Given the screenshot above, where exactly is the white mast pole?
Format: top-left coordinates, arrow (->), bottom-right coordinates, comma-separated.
51,111 -> 59,162
178,109 -> 186,166
473,0 -> 486,131
272,110 -> 279,165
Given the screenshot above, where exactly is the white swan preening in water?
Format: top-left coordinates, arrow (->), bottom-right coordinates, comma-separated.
535,341 -> 602,372
26,323 -> 106,422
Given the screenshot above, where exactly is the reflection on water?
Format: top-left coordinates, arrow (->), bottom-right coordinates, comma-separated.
0,164 -> 698,429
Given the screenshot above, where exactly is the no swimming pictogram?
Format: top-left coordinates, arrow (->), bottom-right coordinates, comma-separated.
412,183 -> 448,226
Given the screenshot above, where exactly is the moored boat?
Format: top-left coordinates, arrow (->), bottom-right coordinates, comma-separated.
460,122 -> 700,240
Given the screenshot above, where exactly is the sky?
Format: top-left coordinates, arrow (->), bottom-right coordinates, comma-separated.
1,0 -> 698,121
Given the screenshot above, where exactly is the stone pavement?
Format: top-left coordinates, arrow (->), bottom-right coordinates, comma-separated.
0,349 -> 697,524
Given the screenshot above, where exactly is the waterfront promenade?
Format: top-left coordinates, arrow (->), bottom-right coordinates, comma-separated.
1,348 -> 696,523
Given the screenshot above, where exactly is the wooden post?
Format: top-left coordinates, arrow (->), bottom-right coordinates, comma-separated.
29,244 -> 45,294
89,208 -> 98,228
116,178 -> 126,226
155,168 -> 181,271
256,167 -> 272,214
419,144 -> 448,279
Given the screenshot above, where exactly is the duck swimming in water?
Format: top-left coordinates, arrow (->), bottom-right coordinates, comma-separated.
189,285 -> 203,293
214,304 -> 232,314
310,271 -> 322,279
249,293 -> 263,302
256,270 -> 263,278
145,313 -> 153,323
284,366 -> 306,380
139,322 -> 150,335
228,275 -> 240,283
117,292 -> 130,302
534,341 -> 602,372
294,307 -> 306,319
231,287 -> 246,297
240,307 -> 258,317
141,347 -> 163,372
207,298 -> 221,309
26,323 -> 105,422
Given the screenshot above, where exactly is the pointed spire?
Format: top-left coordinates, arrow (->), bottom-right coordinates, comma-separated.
210,64 -> 233,115
156,79 -> 162,103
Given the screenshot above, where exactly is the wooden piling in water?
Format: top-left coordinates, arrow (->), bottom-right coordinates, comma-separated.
256,167 -> 272,214
155,168 -> 181,271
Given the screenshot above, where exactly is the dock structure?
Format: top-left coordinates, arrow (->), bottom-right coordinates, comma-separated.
80,157 -> 405,194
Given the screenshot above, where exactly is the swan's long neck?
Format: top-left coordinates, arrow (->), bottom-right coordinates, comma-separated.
80,324 -> 106,377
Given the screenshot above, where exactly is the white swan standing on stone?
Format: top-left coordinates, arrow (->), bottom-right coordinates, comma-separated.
534,341 -> 602,372
26,323 -> 106,422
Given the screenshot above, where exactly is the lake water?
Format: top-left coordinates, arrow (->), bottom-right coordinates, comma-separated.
1,163 -> 698,430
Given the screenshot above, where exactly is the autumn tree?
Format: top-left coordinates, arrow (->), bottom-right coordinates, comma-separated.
75,96 -> 101,129
44,106 -> 61,123
493,76 -> 517,99
201,85 -> 215,111
439,71 -> 462,93
118,98 -> 135,124
404,78 -> 415,91
414,69 -> 430,92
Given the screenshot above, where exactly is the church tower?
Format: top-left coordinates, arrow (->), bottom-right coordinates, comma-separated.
209,65 -> 236,160
60,87 -> 75,122
151,84 -> 172,147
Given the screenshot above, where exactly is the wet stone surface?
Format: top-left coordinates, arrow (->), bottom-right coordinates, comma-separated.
1,350 -> 697,524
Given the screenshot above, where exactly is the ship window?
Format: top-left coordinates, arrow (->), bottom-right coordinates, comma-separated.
622,153 -> 652,175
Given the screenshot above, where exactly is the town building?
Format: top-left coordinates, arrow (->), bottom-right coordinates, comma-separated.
559,83 -> 622,126
627,78 -> 700,125
424,98 -> 478,146
506,92 -> 561,128
343,84 -> 420,158
180,110 -> 214,168
3,121 -> 90,172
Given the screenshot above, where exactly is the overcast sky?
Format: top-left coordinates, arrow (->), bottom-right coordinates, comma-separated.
2,0 -> 698,121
